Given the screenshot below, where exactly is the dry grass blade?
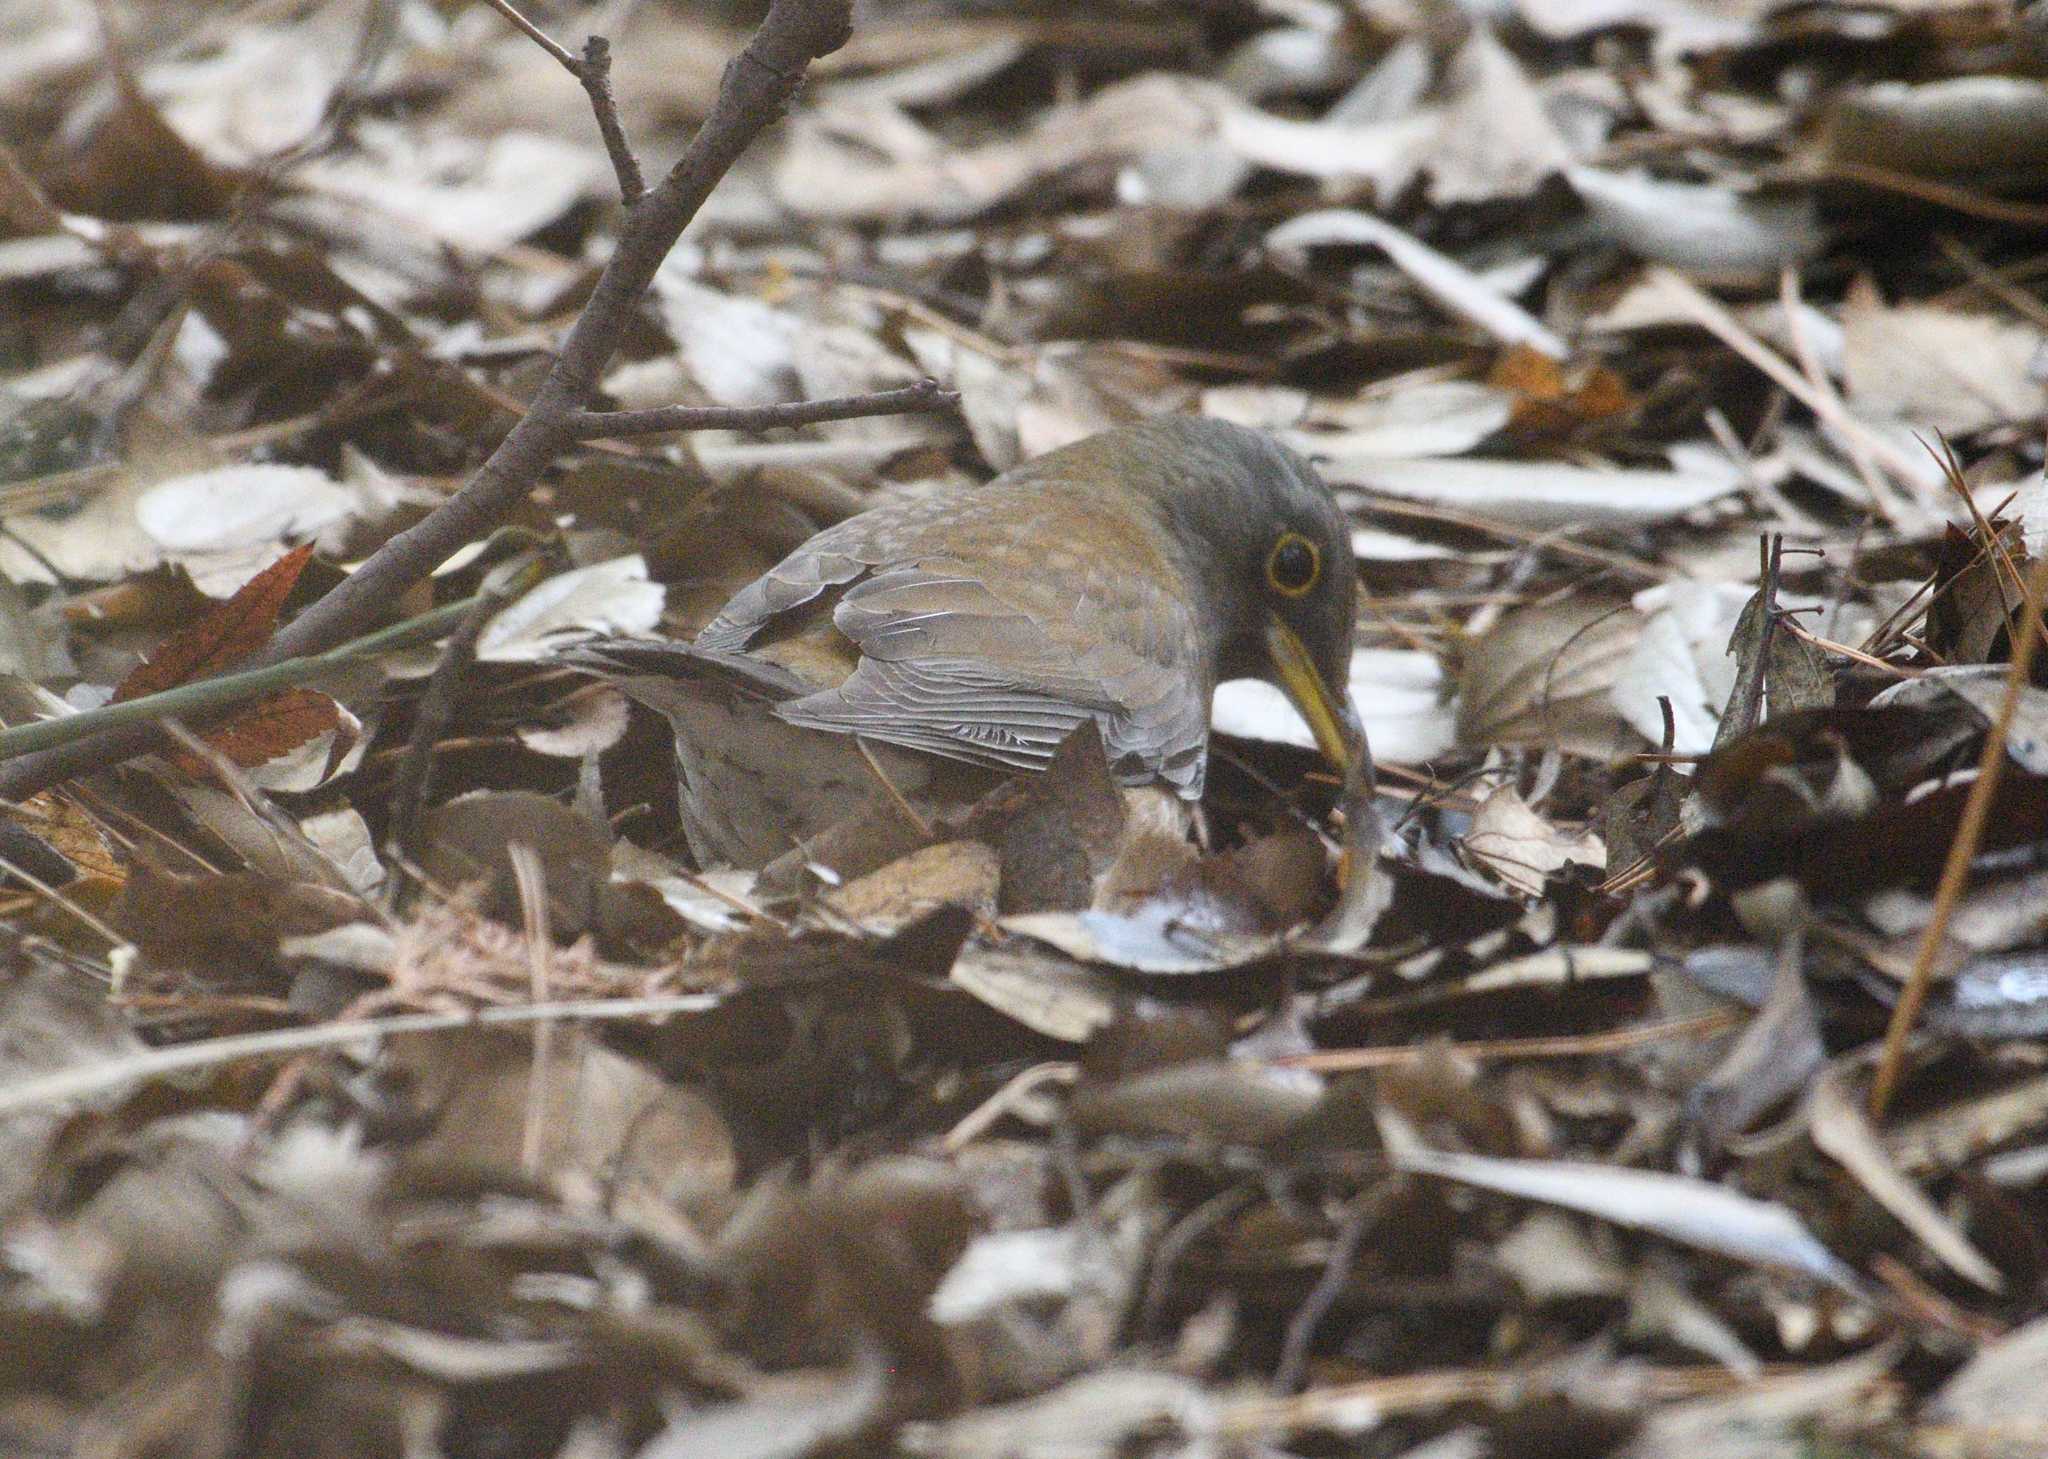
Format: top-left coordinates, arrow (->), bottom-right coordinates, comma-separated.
1645,266 -> 1923,523
0,993 -> 721,1115
1870,546 -> 2048,1120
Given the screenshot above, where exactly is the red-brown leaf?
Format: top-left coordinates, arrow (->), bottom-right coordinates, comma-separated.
185,688 -> 348,771
114,545 -> 314,702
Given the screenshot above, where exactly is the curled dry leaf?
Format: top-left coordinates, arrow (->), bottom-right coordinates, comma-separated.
1930,1315 -> 2048,1426
1457,599 -> 1642,756
1329,451 -> 1742,530
1213,647 -> 1455,767
1807,1062 -> 2003,1293
1462,784 -> 1605,898
1385,1119 -> 1867,1296
1566,167 -> 1824,278
132,465 -> 368,595
477,556 -> 666,662
388,1028 -> 737,1224
1840,281 -> 2047,436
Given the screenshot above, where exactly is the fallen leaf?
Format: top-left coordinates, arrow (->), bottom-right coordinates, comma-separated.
1462,785 -> 1605,897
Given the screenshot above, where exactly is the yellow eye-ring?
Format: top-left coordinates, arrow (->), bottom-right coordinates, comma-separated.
1265,532 -> 1320,597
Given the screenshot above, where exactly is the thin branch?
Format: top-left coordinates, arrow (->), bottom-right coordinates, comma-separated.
1813,158 -> 2048,228
1869,547 -> 2048,1120
479,0 -> 576,68
1926,432 -> 2048,656
509,842 -> 557,1178
1276,1010 -> 1744,1072
578,36 -> 644,204
1781,266 -> 1896,525
1775,617 -> 1920,679
156,717 -> 360,895
566,377 -> 957,439
0,0 -> 854,803
1275,1193 -> 1380,1393
479,4 -> 644,201
0,848 -> 124,946
941,1061 -> 1078,1153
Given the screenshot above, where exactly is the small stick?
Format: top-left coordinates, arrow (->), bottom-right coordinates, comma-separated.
854,737 -> 934,841
477,1 -> 644,199
155,718 -> 362,897
479,0 -> 575,67
1781,267 -> 1895,524
566,378 -> 956,439
577,37 -> 645,204
509,842 -> 556,1178
1648,267 -> 1923,522
1274,1193 -> 1380,1393
1813,159 -> 2048,228
1774,617 -> 1920,679
1275,1010 -> 1742,1072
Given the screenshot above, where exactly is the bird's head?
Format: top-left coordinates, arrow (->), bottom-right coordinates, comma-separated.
1113,416 -> 1367,781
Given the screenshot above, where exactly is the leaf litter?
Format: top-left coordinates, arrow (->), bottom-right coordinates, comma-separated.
2,2 -> 2048,1456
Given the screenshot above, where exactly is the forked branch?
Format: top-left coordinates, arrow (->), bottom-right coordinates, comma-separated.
0,0 -> 946,800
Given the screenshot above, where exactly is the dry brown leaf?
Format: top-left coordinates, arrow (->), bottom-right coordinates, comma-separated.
1462,785 -> 1605,897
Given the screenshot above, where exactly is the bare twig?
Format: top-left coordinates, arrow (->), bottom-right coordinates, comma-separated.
478,7 -> 643,202
0,0 -> 856,803
156,718 -> 361,895
480,0 -> 576,68
1275,1010 -> 1742,1072
1222,1363 -> 1877,1438
1811,159 -> 2048,228
1138,1184 -> 1257,1338
941,1061 -> 1078,1152
508,842 -> 556,1177
1781,266 -> 1895,522
1775,617 -> 1920,679
483,0 -> 649,204
481,3 -> 652,197
0,849 -> 124,946
1869,548 -> 2048,1120
1362,498 -> 1666,582
1926,433 -> 2048,656
1936,234 -> 2048,332
1275,1191 -> 1382,1393
576,35 -> 645,204
566,377 -> 956,439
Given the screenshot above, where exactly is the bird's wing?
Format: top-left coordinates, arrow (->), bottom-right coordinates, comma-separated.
694,494 -> 957,653
775,558 -> 1213,794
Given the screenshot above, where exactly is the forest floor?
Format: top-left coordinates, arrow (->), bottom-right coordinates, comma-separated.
2,2 -> 2048,1455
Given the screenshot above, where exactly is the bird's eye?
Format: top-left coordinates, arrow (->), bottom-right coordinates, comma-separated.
1265,532 -> 1320,597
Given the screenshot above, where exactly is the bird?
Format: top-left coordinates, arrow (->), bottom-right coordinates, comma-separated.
583,415 -> 1368,872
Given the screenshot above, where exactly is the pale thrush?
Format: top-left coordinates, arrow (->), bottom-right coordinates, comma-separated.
591,416 -> 1368,870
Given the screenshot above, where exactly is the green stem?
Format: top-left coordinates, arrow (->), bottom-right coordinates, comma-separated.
0,594 -> 487,763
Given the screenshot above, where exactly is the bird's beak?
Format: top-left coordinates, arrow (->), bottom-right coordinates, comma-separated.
1263,614 -> 1367,780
